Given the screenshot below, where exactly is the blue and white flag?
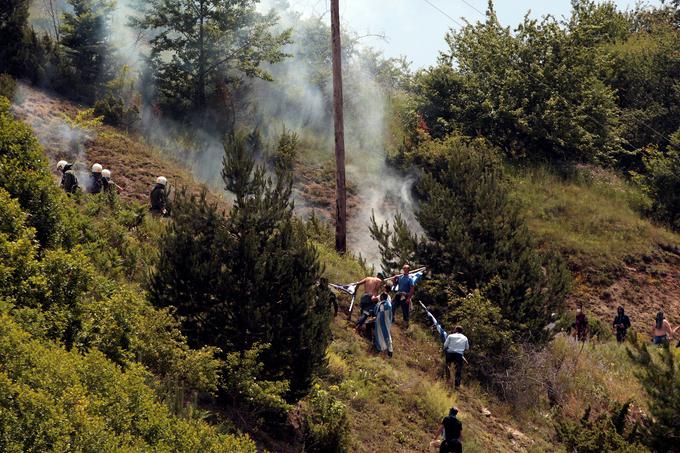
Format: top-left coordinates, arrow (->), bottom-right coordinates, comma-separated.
374,297 -> 393,353
418,301 -> 448,344
329,282 -> 358,312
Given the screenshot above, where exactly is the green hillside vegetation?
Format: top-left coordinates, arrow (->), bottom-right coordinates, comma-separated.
3,0 -> 680,451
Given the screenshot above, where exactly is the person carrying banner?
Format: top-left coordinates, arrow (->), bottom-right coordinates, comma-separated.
354,273 -> 383,329
374,292 -> 393,357
392,264 -> 415,327
443,326 -> 469,389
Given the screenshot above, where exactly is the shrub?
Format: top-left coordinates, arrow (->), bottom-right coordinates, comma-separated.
93,93 -> 139,129
0,314 -> 257,453
556,403 -> 649,453
301,384 -> 349,453
0,96 -> 66,247
0,74 -> 16,99
628,338 -> 680,452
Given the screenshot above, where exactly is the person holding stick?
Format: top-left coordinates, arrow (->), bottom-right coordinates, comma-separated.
443,326 -> 469,389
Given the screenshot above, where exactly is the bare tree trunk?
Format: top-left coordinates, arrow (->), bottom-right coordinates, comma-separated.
331,0 -> 346,254
196,0 -> 206,108
44,0 -> 60,41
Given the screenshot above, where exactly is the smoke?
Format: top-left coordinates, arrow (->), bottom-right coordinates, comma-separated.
102,0 -> 421,265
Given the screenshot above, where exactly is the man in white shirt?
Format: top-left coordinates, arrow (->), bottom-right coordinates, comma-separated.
443,326 -> 469,389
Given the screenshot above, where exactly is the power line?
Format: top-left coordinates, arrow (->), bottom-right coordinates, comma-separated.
421,0 -> 674,146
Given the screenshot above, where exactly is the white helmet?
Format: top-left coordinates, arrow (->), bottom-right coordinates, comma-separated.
57,160 -> 68,171
91,163 -> 103,173
156,176 -> 167,186
102,169 -> 111,179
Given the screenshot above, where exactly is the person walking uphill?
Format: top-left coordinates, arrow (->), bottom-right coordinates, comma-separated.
392,264 -> 415,327
652,311 -> 675,345
431,407 -> 463,453
150,176 -> 168,216
612,306 -> 631,343
443,326 -> 469,389
575,305 -> 588,342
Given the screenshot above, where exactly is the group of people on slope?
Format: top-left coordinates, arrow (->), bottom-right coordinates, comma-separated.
574,304 -> 678,346
56,158 -> 169,215
57,160 -> 118,195
352,264 -> 420,358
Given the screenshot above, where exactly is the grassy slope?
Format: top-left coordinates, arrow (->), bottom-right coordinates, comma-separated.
13,85 -> 680,452
513,165 -> 680,330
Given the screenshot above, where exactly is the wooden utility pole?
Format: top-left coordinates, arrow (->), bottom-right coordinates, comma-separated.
331,0 -> 347,253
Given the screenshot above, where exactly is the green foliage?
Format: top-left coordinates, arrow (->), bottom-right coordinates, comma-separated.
0,96 -> 68,247
628,339 -> 680,451
0,74 -> 16,99
0,0 -> 30,75
60,0 -> 115,102
133,0 -> 291,115
369,211 -> 417,275
372,137 -> 570,390
0,98 -> 258,449
0,314 -> 256,453
301,384 -> 349,453
446,290 -> 516,380
221,343 -> 291,427
272,126 -> 299,174
94,93 -> 140,129
416,2 -> 621,162
638,148 -> 680,231
556,403 -> 649,453
150,133 -> 333,399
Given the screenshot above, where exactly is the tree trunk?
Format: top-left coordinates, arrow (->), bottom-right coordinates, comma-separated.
196,0 -> 206,108
331,0 -> 347,254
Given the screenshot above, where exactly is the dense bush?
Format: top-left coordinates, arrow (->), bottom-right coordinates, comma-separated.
93,93 -> 140,129
556,403 -> 648,453
0,97 -> 259,448
638,148 -> 680,231
300,384 -> 349,453
0,314 -> 256,453
0,74 -> 16,99
628,339 -> 680,452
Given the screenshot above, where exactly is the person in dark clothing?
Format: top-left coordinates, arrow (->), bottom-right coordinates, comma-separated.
150,176 -> 168,216
575,306 -> 588,342
612,306 -> 631,343
101,169 -> 116,193
57,160 -> 79,194
90,163 -> 103,194
433,407 -> 463,453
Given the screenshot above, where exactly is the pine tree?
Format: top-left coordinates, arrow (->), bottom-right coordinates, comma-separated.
150,133 -> 332,399
0,0 -> 30,75
371,137 -> 570,342
133,0 -> 291,114
60,0 -> 114,102
628,339 -> 680,451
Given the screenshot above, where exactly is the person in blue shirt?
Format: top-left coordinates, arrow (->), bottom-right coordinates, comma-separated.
391,264 -> 415,327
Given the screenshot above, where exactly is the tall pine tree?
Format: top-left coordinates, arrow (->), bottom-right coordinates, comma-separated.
60,0 -> 114,102
133,0 -> 291,115
150,133 -> 332,399
371,137 -> 570,342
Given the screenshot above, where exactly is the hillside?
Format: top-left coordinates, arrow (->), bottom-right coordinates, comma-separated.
9,84 -> 679,452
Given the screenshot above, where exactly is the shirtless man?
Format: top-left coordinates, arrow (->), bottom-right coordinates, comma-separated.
354,273 -> 384,329
652,311 -> 678,345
